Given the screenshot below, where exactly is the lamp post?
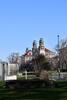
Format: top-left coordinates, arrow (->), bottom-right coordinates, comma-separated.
57,35 -> 60,57
57,35 -> 60,79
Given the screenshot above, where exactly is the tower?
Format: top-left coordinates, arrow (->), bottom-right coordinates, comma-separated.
39,38 -> 45,55
33,40 -> 37,49
32,40 -> 38,58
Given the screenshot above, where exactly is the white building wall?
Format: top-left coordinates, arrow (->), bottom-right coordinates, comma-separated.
0,62 -> 8,80
7,63 -> 19,76
0,63 -> 3,80
39,49 -> 45,55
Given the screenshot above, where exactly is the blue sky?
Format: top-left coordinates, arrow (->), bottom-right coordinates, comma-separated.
0,0 -> 67,60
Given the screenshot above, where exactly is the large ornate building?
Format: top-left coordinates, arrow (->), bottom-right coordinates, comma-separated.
21,38 -> 55,64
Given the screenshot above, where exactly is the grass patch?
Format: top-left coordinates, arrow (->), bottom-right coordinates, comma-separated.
0,80 -> 67,100
0,88 -> 67,100
0,81 -> 5,88
55,80 -> 67,88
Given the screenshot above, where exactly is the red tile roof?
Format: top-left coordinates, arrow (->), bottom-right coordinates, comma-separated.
23,50 -> 32,56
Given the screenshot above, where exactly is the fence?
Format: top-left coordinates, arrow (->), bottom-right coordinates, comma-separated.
48,71 -> 67,80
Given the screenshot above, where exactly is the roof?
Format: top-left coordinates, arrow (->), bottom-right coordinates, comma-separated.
22,47 -> 55,57
45,48 -> 54,53
23,50 -> 32,56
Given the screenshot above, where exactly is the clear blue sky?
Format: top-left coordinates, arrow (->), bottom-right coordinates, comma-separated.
0,0 -> 67,60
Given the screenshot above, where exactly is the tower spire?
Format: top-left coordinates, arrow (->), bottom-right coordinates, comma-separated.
39,38 -> 44,49
39,38 -> 45,55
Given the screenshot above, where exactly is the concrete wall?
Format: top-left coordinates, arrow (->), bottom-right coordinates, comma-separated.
0,62 -> 7,80
7,63 -> 19,76
0,62 -> 19,81
0,62 -> 3,80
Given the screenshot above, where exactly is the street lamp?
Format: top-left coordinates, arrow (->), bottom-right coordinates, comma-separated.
57,35 -> 60,57
57,35 -> 60,79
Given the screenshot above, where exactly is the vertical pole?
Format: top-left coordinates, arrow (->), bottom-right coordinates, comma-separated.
57,35 -> 60,79
25,70 -> 27,79
57,35 -> 60,61
2,63 -> 5,81
8,64 -> 10,75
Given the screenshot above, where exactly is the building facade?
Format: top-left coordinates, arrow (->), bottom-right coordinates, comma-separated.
21,38 -> 55,64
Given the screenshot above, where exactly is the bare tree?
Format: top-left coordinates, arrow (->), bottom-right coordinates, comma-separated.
55,38 -> 67,71
8,52 -> 20,64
